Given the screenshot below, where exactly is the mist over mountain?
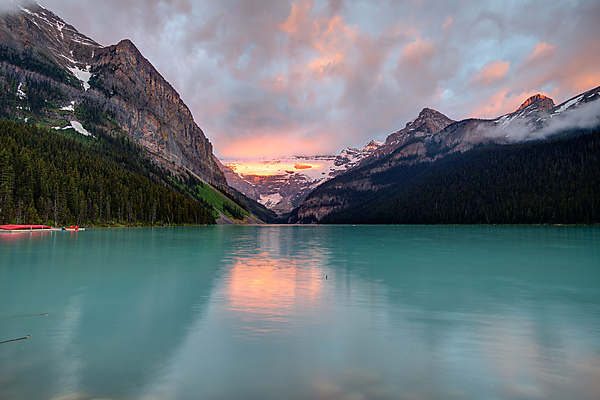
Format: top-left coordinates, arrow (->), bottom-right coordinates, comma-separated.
483,89 -> 600,142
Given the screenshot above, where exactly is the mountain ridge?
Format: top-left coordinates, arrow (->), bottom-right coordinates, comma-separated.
292,85 -> 600,223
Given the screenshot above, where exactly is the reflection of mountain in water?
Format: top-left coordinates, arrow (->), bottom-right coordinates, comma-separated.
0,227 -> 227,400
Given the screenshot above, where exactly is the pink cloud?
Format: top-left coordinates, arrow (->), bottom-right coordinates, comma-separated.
401,37 -> 436,66
278,0 -> 318,50
443,17 -> 453,30
278,0 -> 359,81
217,132 -> 333,159
393,37 -> 460,103
527,42 -> 556,63
472,60 -> 511,86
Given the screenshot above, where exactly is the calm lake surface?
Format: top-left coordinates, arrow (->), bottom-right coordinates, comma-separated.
1,225 -> 599,400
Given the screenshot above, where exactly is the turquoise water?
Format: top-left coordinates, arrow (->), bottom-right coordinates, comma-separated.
1,226 -> 599,400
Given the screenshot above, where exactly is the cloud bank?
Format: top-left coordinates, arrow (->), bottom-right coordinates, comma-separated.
38,0 -> 600,158
481,95 -> 600,143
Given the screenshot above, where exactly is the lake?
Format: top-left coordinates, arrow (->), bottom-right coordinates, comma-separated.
1,225 -> 599,400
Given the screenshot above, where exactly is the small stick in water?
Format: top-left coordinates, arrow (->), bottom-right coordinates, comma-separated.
0,335 -> 30,344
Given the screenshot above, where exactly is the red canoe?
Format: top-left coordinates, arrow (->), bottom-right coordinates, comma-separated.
0,225 -> 51,230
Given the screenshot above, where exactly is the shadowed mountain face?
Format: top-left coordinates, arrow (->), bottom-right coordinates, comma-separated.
293,85 -> 600,223
0,3 -> 227,188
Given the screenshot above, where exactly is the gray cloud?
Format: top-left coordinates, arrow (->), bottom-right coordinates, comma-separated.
38,0 -> 600,158
0,0 -> 33,14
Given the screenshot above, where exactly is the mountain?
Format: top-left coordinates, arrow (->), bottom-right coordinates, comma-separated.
314,129 -> 600,225
293,85 -> 600,223
220,140 -> 382,215
0,2 -> 227,188
363,108 -> 456,162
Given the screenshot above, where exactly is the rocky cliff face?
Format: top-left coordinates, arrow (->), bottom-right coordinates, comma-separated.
515,94 -> 555,113
0,3 -> 227,188
91,40 -> 226,186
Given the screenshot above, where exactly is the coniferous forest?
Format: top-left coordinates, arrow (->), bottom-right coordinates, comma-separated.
0,120 -> 215,226
317,131 -> 600,225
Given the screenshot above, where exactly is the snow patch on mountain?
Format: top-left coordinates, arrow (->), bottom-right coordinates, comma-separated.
260,193 -> 284,209
67,65 -> 92,90
553,94 -> 584,115
61,100 -> 75,112
70,121 -> 91,136
19,3 -> 99,47
52,120 -> 92,137
16,82 -> 26,99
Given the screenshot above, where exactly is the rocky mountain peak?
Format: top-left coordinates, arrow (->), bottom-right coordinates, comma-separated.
363,140 -> 383,151
516,94 -> 555,113
115,38 -> 138,53
405,107 -> 455,134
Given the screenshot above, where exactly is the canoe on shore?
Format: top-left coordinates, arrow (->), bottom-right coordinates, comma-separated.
0,225 -> 51,231
0,225 -> 84,232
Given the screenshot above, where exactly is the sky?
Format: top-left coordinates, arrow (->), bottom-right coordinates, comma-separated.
19,0 -> 600,158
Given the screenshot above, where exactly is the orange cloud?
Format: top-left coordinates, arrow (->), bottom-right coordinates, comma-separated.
529,42 -> 556,61
472,59 -> 510,86
225,160 -> 323,176
518,42 -> 556,75
216,132 -> 331,159
308,15 -> 354,76
279,0 -> 358,80
554,58 -> 600,97
566,73 -> 600,93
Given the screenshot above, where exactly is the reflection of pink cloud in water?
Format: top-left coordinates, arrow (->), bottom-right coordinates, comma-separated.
225,252 -> 324,336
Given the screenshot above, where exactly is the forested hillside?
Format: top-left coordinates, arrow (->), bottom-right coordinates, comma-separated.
0,120 -> 216,226
306,131 -> 600,225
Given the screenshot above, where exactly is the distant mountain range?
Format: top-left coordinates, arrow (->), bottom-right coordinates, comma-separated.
292,85 -> 600,223
218,140 -> 382,214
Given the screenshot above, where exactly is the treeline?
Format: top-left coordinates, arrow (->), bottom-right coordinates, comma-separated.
0,120 -> 215,226
0,46 -> 79,87
0,70 -> 68,119
319,131 -> 600,224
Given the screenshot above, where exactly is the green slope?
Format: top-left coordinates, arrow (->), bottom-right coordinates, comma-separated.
0,119 -> 216,226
